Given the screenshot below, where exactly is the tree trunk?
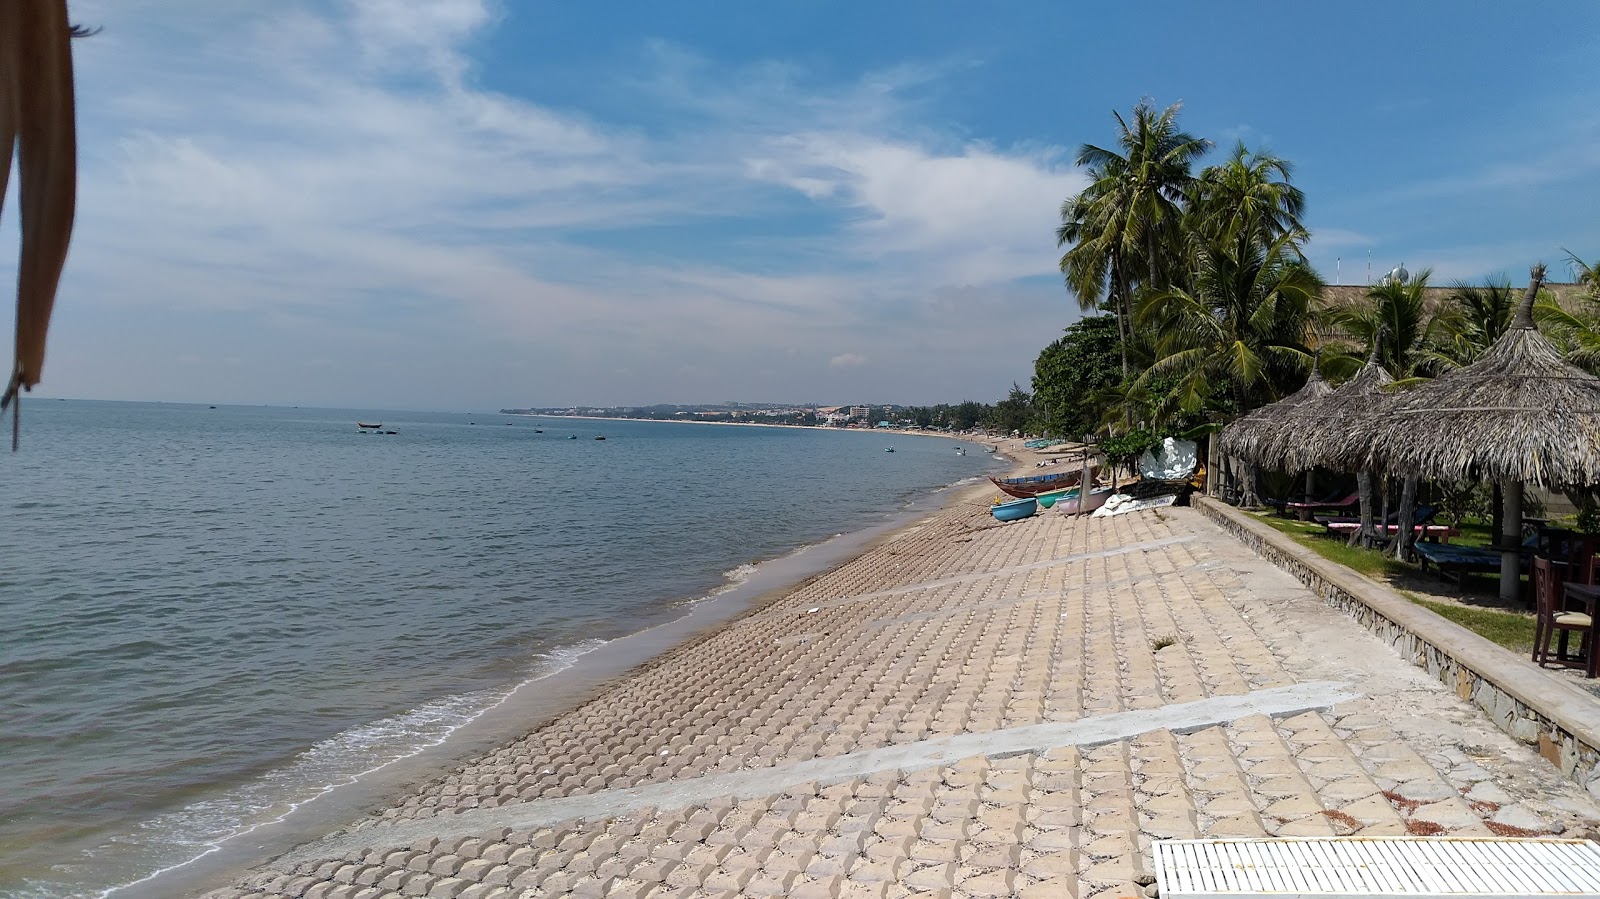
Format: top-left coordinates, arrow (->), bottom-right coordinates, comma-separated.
1500,479 -> 1522,604
1349,470 -> 1375,548
1300,468 -> 1316,522
1111,256 -> 1129,379
1389,476 -> 1417,560
1491,482 -> 1503,545
1239,462 -> 1261,509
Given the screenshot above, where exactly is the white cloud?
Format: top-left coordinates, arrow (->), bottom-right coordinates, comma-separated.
14,2 -> 1083,408
748,135 -> 1085,283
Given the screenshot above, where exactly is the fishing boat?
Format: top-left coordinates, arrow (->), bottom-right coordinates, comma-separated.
990,497 -> 1037,522
1056,486 -> 1114,515
568,435 -> 577,440
595,436 -> 606,441
357,421 -> 382,429
1034,487 -> 1075,509
885,447 -> 895,453
988,468 -> 1096,499
955,447 -> 966,456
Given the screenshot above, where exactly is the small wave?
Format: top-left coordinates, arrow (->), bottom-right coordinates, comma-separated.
91,640 -> 607,898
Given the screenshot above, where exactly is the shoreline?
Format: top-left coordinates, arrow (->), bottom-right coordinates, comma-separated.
111,453 -> 1020,899
507,412 -> 996,446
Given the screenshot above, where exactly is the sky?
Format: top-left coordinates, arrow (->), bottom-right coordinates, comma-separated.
6,0 -> 1599,410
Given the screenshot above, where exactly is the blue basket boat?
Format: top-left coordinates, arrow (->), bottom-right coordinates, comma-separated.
990,497 -> 1038,522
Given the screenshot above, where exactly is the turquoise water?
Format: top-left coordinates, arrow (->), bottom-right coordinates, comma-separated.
1,401 -> 996,897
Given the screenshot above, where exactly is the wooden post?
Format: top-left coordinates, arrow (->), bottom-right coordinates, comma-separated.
1501,478 -> 1523,604
1079,435 -> 1094,516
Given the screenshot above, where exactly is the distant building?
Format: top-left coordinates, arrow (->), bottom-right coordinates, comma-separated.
850,405 -> 870,422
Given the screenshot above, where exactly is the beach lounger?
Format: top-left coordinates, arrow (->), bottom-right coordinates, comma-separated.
1283,491 -> 1358,514
1317,504 -> 1438,533
1413,542 -> 1505,587
1322,522 -> 1457,542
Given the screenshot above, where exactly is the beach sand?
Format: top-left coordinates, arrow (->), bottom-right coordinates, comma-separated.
192,442 -> 1600,899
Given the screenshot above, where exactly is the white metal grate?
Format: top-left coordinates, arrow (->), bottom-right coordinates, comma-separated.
1153,838 -> 1600,897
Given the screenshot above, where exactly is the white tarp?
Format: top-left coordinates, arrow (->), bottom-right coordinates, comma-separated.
1091,493 -> 1179,518
1138,437 -> 1198,481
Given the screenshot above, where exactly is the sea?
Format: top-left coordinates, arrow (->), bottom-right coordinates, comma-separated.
0,400 -> 998,898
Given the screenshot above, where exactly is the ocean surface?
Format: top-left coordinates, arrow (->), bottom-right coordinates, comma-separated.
0,400 -> 996,898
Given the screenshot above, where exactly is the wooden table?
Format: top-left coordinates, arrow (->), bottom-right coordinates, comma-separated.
1560,582 -> 1600,678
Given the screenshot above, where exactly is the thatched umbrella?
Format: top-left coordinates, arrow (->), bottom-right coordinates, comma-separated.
1217,363 -> 1334,464
1214,361 -> 1333,508
1267,348 -> 1396,546
1339,263 -> 1600,601
1,2 -> 82,447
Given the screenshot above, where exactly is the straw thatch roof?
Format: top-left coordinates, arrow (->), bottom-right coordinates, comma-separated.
1267,357 -> 1394,473
1334,265 -> 1600,489
1,2 -> 81,438
1215,368 -> 1334,466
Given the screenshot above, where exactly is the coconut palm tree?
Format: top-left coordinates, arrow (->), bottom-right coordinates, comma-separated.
1565,248 -> 1599,300
1058,100 -> 1210,375
1058,160 -> 1135,375
1429,277 -> 1518,372
1191,142 -> 1306,252
1330,269 -> 1443,381
1133,229 -> 1322,424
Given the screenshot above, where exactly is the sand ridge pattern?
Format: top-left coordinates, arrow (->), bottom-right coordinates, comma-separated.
208,496 -> 1600,899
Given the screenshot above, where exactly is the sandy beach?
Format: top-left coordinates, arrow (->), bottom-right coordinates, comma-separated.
188,441 -> 1600,899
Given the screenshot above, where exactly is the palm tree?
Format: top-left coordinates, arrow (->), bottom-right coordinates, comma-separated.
1565,248 -> 1599,300
1058,99 -> 1211,375
1331,269 -> 1442,381
1133,229 -> 1322,424
1430,277 -> 1518,371
1058,161 -> 1135,375
1192,142 -> 1305,252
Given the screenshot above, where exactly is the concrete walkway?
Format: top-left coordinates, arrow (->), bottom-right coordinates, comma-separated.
206,498 -> 1600,899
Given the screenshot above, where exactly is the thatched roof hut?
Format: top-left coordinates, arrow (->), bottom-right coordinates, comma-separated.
2,2 -> 82,444
1337,265 -> 1600,490
1333,264 -> 1598,601
1216,366 -> 1334,468
1268,356 -> 1395,474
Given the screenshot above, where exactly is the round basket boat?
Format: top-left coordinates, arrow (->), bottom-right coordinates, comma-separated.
990,496 -> 1038,522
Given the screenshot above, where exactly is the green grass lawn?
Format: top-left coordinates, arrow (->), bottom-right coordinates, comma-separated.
1402,592 -> 1537,652
1247,511 -> 1534,652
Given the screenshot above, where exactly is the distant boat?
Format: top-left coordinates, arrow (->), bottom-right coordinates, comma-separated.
357,421 -> 382,429
885,447 -> 895,453
568,435 -> 577,440
988,468 -> 1094,499
990,497 -> 1037,522
595,436 -> 606,440
534,429 -> 544,433
955,447 -> 966,456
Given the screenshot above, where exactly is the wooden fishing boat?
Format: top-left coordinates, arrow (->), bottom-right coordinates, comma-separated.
988,467 -> 1096,499
1056,486 -> 1113,515
357,421 -> 382,429
1034,487 -> 1074,509
990,497 -> 1037,522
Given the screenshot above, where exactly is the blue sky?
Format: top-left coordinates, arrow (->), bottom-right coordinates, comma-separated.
9,0 -> 1599,409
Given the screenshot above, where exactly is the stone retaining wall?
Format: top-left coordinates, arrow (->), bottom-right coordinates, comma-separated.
1194,496 -> 1600,800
